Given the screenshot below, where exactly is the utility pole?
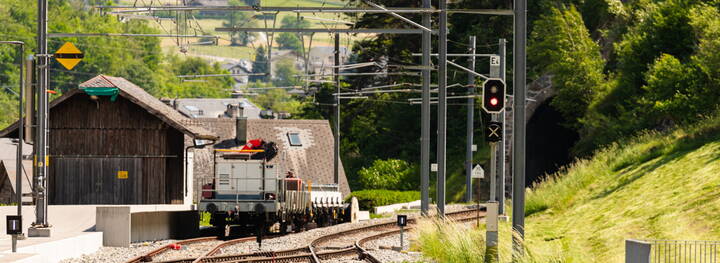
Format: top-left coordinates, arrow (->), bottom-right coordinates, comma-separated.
498,38 -> 507,216
31,0 -> 51,237
436,0 -> 448,217
420,0 -> 431,216
464,36 -> 476,203
513,0 -> 528,257
334,33 -> 340,185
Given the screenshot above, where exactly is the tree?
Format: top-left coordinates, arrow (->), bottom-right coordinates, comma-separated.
251,46 -> 268,82
280,16 -> 310,29
249,82 -> 303,115
223,0 -> 256,46
357,159 -> 419,191
529,5 -> 606,128
272,59 -> 300,87
276,33 -> 303,54
276,16 -> 308,55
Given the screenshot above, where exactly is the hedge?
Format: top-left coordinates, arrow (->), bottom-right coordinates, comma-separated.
345,189 -> 420,211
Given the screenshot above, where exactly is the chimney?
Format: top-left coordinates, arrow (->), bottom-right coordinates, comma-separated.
236,117 -> 248,145
225,103 -> 245,118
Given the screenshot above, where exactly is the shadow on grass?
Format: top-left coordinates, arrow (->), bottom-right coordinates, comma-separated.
591,148 -> 693,201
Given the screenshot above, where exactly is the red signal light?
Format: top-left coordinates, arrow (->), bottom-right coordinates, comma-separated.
490,97 -> 498,106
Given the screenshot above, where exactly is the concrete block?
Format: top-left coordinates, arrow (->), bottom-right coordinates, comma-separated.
96,206 -> 131,247
357,211 -> 370,221
373,200 -> 422,214
97,206 -> 198,247
26,228 -> 50,237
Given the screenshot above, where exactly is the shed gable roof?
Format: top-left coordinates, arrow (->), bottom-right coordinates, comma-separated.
0,75 -> 217,140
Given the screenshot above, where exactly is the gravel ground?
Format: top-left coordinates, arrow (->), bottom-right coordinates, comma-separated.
151,239 -> 224,262
363,232 -> 424,263
60,205 -> 475,263
323,256 -> 366,263
60,240 -> 175,263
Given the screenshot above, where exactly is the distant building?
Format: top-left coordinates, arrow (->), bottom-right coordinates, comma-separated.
0,75 -> 216,205
221,59 -> 253,87
164,98 -> 262,119
187,0 -> 230,16
308,46 -> 350,75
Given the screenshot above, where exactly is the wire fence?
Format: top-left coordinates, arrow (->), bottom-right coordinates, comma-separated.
647,240 -> 720,263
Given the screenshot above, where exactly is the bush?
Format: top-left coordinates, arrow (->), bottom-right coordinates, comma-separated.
345,189 -> 420,210
357,159 -> 418,191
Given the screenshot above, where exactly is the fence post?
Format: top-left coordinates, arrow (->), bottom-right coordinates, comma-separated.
626,239 -> 651,263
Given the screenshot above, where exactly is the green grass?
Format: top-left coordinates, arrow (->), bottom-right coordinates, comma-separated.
412,217 -> 553,263
414,113 -> 720,262
519,112 -> 720,261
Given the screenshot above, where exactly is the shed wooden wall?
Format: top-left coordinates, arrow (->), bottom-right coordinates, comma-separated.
48,93 -> 185,204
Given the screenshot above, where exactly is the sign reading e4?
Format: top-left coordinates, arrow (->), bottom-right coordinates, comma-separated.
117,171 -> 128,179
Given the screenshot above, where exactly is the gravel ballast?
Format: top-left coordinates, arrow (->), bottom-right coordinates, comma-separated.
61,204 -> 475,262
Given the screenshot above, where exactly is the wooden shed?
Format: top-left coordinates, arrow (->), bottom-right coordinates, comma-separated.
0,75 -> 217,205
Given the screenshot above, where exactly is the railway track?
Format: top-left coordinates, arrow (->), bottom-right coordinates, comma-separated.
130,208 -> 485,263
126,236 -> 221,263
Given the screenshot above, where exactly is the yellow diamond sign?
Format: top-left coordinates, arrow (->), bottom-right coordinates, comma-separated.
54,42 -> 83,70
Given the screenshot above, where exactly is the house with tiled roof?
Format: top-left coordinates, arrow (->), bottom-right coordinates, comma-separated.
185,118 -> 351,198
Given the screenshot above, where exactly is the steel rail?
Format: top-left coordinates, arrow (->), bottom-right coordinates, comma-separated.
156,209 -> 484,263
126,236 -> 220,263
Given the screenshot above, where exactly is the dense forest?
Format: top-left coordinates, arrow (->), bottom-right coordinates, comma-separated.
0,0 -> 233,129
315,0 -> 720,199
1,0 -> 719,202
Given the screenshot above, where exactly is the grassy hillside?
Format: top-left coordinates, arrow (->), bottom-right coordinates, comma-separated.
522,112 -> 720,261
414,112 -> 720,262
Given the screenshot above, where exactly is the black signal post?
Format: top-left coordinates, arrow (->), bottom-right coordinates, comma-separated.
482,78 -> 506,113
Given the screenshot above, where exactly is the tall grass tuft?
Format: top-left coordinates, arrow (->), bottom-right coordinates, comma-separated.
412,217 -> 558,263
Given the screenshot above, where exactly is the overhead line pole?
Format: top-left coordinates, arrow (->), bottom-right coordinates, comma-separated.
513,0 -> 528,258
420,0 -> 431,216
499,38 -> 507,216
437,0 -> 448,217
334,33 -> 340,187
33,0 -> 50,236
464,36 -> 476,203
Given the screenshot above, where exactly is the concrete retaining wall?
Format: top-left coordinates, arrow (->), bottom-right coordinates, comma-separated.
374,200 -> 422,214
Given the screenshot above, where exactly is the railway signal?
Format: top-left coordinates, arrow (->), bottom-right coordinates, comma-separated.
397,215 -> 408,251
482,78 -> 505,113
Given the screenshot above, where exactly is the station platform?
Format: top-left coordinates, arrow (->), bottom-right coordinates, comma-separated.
0,204 -> 196,262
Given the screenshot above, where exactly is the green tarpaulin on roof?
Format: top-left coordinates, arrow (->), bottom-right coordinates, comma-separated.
81,87 -> 119,102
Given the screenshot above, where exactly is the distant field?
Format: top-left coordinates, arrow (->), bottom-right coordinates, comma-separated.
113,0 -> 376,61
